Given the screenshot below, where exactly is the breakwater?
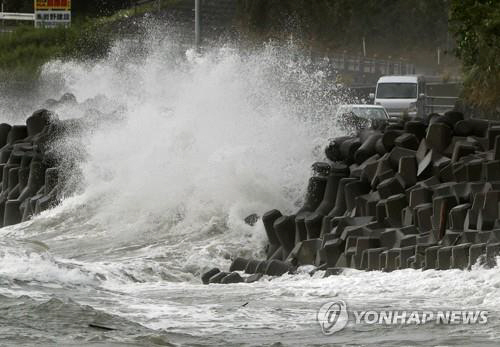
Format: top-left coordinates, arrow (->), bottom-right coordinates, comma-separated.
0,93 -> 87,227
0,110 -> 62,226
203,111 -> 500,284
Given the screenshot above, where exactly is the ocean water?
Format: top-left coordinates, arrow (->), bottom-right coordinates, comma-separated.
0,30 -> 499,346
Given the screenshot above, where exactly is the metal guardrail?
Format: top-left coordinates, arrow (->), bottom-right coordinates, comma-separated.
424,96 -> 459,114
331,54 -> 415,76
0,12 -> 35,21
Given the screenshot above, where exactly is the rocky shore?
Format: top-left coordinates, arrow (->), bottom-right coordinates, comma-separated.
203,111 -> 500,284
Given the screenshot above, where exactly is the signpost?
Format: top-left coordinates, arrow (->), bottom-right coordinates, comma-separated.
34,0 -> 71,28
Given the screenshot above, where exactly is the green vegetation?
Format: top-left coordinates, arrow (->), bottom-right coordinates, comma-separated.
237,0 -> 450,60
449,0 -> 500,111
0,23 -> 112,78
0,0 -> 178,80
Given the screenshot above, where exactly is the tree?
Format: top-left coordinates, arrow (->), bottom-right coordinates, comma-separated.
449,0 -> 500,111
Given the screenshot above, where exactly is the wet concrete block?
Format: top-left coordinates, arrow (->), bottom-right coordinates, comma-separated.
494,135 -> 500,161
355,133 -> 383,165
230,257 -> 250,272
439,163 -> 454,182
360,160 -> 380,184
389,146 -> 416,171
355,237 -> 380,256
323,238 -> 344,267
440,230 -> 462,246
344,180 -> 371,213
485,160 -> 500,181
255,261 -> 268,274
451,143 -> 476,163
417,149 -> 433,178
487,126 -> 500,150
449,204 -> 471,231
324,267 -> 345,277
201,268 -> 220,284
454,119 -> 489,137
402,207 -> 413,227
426,123 -> 453,153
296,239 -> 322,266
26,109 -> 54,138
265,260 -> 294,276
3,200 -> 22,226
6,125 -> 28,145
461,230 -> 478,244
305,213 -> 323,239
297,177 -> 328,214
376,200 -> 387,223
465,159 -> 483,181
314,168 -> 348,216
395,134 -> 419,152
18,160 -> 45,202
244,260 -> 261,274
437,246 -> 452,270
399,246 -> 416,269
325,136 -> 352,162
423,246 -> 441,270
485,242 -> 500,268
0,123 -> 12,149
409,187 -> 433,208
295,213 -> 308,243
340,137 -> 362,164
370,154 -> 393,188
378,177 -> 405,199
407,256 -> 417,268
382,130 -> 404,152
244,213 -> 259,226
452,163 -> 467,182
312,162 -> 331,177
404,120 -> 427,140
355,192 -> 380,217
469,243 -> 487,268
365,247 -> 388,271
262,209 -> 282,246
273,215 -> 296,255
221,272 -> 244,284
385,194 -> 408,227
398,156 -> 417,188
431,195 -> 459,231
329,177 -> 357,217
245,273 -> 264,283
487,230 -> 500,243
209,271 -> 229,284
383,249 -> 400,272
380,229 -> 399,249
400,234 -> 417,247
451,243 -> 471,269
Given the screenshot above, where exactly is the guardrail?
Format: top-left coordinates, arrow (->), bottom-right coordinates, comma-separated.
331,54 -> 415,76
424,96 -> 459,114
0,12 -> 35,21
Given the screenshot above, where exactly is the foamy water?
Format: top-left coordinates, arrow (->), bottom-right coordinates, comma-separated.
0,30 -> 499,346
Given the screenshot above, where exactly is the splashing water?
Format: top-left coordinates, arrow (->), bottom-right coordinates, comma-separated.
0,29 -> 499,347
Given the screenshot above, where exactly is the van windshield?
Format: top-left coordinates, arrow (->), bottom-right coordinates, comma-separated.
376,83 -> 417,99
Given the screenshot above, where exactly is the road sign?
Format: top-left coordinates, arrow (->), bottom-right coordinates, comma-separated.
34,0 -> 71,28
35,0 -> 71,11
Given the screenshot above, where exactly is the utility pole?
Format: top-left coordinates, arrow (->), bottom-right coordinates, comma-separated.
195,0 -> 200,50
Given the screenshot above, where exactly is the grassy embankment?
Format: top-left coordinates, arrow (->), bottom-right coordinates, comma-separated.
0,0 -> 179,81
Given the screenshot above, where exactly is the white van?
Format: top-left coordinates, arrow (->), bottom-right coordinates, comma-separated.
370,75 -> 426,118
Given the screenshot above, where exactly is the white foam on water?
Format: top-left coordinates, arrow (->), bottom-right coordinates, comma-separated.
27,33 -> 347,275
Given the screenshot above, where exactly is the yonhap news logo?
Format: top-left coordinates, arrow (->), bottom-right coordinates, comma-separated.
317,300 -> 488,335
317,300 -> 349,335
